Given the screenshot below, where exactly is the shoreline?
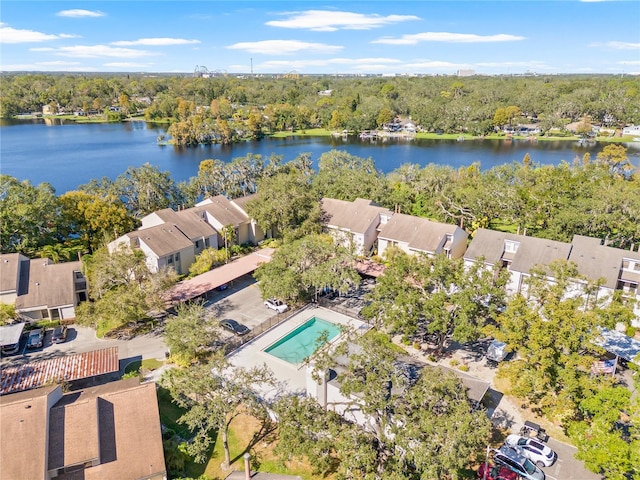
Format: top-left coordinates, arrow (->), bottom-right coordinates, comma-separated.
9,115 -> 640,144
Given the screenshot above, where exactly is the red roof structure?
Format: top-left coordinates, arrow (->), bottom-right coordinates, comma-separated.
0,347 -> 119,395
164,247 -> 274,304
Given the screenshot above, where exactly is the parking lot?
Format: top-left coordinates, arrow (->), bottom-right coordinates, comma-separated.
201,274 -> 283,339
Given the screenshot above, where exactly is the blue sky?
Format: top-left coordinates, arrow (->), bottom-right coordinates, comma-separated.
1,1 -> 639,75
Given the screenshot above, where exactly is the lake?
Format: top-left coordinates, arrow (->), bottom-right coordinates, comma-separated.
2,119 -> 639,194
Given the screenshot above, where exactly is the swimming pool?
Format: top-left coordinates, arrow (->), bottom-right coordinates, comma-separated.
264,317 -> 342,365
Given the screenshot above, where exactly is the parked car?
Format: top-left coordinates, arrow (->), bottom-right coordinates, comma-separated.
505,434 -> 557,467
492,446 -> 545,480
26,328 -> 44,349
265,298 -> 288,313
220,319 -> 250,336
52,325 -> 68,344
477,462 -> 518,480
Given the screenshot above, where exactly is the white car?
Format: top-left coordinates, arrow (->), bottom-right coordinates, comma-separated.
505,434 -> 557,468
264,298 -> 288,313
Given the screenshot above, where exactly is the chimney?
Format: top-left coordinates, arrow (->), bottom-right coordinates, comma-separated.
244,453 -> 251,480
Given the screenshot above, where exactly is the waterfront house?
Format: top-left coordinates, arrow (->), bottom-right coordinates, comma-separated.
377,213 -> 468,259
622,125 -> 640,136
195,194 -> 266,246
463,228 -> 572,296
321,198 -> 393,256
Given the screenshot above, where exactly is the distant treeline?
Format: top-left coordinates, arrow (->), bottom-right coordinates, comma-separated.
1,73 -> 639,143
1,146 -> 638,259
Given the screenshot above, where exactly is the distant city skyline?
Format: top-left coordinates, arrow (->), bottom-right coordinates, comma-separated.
1,1 -> 639,75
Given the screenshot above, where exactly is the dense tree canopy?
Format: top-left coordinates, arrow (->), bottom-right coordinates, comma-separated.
274,332 -> 491,479
362,248 -> 508,353
254,233 -> 361,303
3,74 -> 639,138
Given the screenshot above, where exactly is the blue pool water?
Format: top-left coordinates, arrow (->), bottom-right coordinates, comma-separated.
264,317 -> 342,365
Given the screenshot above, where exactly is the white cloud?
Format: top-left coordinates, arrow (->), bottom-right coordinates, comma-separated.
266,10 -> 420,32
30,44 -> 159,59
227,40 -> 343,54
112,38 -> 200,46
0,60 -> 85,71
0,23 -> 77,44
589,41 -> 640,50
373,32 -> 526,45
56,9 -> 105,18
619,60 -> 640,65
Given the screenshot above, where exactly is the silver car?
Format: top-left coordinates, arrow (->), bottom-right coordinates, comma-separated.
492,446 -> 545,480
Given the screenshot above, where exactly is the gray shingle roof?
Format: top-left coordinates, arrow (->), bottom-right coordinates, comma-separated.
321,197 -> 392,234
570,235 -> 640,289
154,207 -> 218,239
14,259 -> 83,310
378,213 -> 463,253
132,224 -> 193,257
196,195 -> 249,227
464,228 -> 572,274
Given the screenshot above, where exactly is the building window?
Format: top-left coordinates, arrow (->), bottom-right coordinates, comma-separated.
195,240 -> 202,249
167,256 -> 173,264
504,240 -> 520,254
205,238 -> 210,247
175,252 -> 180,261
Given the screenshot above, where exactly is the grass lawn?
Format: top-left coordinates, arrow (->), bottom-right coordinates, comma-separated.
156,386 -> 193,440
123,358 -> 164,374
270,128 -> 333,138
195,414 -> 329,480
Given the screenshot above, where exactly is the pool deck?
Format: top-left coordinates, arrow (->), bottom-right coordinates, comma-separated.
227,306 -> 369,399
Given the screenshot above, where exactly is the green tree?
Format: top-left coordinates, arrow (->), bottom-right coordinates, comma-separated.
113,163 -> 184,217
568,386 -> 639,480
188,248 -> 228,277
313,150 -> 388,203
494,261 -> 612,421
0,303 -> 17,325
275,331 -> 491,479
362,248 -> 508,353
77,245 -> 177,335
596,144 -> 633,177
59,190 -> 138,251
0,175 -> 60,254
254,234 -> 360,303
245,164 -> 319,238
164,302 -> 221,365
162,355 -> 275,465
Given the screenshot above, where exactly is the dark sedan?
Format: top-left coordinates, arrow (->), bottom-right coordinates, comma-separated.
52,325 -> 68,344
220,319 -> 250,336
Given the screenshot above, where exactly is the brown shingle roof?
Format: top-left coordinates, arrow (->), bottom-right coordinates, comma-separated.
14,259 -> 83,311
0,385 -> 59,480
378,213 -> 462,253
231,192 -> 259,213
321,198 -> 392,234
196,195 -> 249,227
153,207 -> 218,239
0,378 -> 166,480
51,379 -> 166,480
132,223 -> 194,257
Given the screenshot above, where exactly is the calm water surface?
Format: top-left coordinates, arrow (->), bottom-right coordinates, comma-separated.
2,119 -> 639,194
